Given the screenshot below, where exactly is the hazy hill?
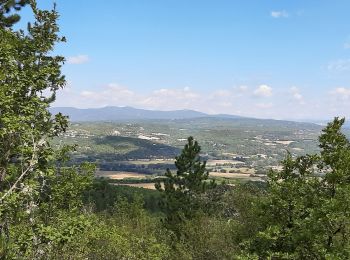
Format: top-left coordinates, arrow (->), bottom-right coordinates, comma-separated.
50,106 -> 211,121
50,106 -> 350,131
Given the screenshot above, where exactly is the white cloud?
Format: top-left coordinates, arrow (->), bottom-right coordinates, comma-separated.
290,86 -> 304,104
253,84 -> 273,97
293,92 -> 303,101
327,59 -> 350,72
256,102 -> 273,109
238,85 -> 248,91
67,55 -> 89,64
271,10 -> 289,18
218,102 -> 233,108
343,37 -> 350,49
234,85 -> 248,92
107,83 -> 135,96
331,87 -> 350,100
153,87 -> 198,99
141,87 -> 200,110
212,89 -> 232,97
56,83 -> 137,108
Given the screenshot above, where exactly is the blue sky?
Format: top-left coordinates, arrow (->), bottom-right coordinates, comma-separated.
20,1 -> 350,120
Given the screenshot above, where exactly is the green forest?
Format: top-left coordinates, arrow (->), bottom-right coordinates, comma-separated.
1,1 -> 350,259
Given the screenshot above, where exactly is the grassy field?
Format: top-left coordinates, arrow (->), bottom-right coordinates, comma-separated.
96,171 -> 150,180
114,183 -> 158,190
209,171 -> 262,180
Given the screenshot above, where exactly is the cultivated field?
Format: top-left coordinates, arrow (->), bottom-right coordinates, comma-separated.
206,159 -> 244,166
120,159 -> 175,165
209,171 -> 261,180
96,171 -> 149,180
115,183 -> 158,190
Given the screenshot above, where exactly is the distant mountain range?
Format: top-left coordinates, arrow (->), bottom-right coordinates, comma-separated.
49,106 -> 350,130
50,106 -> 243,121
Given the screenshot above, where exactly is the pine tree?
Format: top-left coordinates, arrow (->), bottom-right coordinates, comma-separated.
156,136 -> 215,234
0,0 -> 29,27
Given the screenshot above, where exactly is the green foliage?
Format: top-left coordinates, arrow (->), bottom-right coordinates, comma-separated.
243,118 -> 350,259
156,136 -> 215,235
172,215 -> 237,260
49,199 -> 170,260
0,0 -> 67,189
85,178 -> 162,213
1,162 -> 94,258
0,1 -> 95,257
0,0 -> 29,27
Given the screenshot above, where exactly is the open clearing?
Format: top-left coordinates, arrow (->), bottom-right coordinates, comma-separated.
207,159 -> 244,166
235,167 -> 255,174
119,159 -> 175,165
96,171 -> 149,180
115,183 -> 158,190
209,172 -> 259,179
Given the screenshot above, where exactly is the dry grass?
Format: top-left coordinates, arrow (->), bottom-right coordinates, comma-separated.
209,171 -> 259,179
115,183 -> 158,190
237,167 -> 255,174
120,159 -> 175,165
207,159 -> 244,166
96,171 -> 148,180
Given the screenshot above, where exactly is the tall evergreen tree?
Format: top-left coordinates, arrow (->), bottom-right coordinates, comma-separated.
156,136 -> 215,234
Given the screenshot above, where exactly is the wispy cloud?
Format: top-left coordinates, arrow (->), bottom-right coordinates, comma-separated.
331,87 -> 350,100
343,36 -> 350,49
253,85 -> 273,97
270,10 -> 289,18
141,87 -> 200,110
256,102 -> 273,109
327,59 -> 350,72
67,55 -> 89,64
289,86 -> 304,104
234,85 -> 249,92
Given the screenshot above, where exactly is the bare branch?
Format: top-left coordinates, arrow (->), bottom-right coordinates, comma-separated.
0,134 -> 39,204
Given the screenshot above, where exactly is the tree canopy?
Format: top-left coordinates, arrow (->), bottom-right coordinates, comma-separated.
0,0 -> 29,27
0,1 -> 94,257
243,118 -> 350,259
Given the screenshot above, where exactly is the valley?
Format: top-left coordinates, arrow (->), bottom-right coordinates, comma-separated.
53,114 -> 347,189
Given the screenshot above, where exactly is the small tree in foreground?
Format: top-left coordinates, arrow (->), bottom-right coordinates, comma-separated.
244,117 -> 350,259
155,136 -> 215,234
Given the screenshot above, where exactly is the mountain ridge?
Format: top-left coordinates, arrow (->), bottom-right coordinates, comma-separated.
49,106 -> 350,129
49,106 -> 243,121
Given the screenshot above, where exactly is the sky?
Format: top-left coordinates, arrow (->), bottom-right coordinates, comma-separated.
18,1 -> 350,120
